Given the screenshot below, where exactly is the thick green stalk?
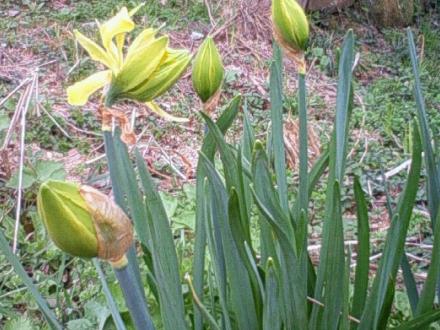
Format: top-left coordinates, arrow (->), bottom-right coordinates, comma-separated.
103,130 -> 155,329
113,262 -> 155,330
103,131 -> 146,296
270,43 -> 289,213
297,72 -> 308,219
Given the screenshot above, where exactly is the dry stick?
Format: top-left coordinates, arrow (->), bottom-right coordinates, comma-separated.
39,102 -> 71,139
13,73 -> 37,253
34,68 -> 40,117
149,136 -> 187,180
0,78 -> 31,108
204,0 -> 216,27
65,120 -> 103,137
378,158 -> 412,180
406,252 -> 431,263
1,82 -> 30,151
405,242 -> 433,250
209,13 -> 238,38
306,296 -> 360,324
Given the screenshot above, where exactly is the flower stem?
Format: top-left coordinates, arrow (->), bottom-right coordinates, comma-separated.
113,260 -> 155,330
297,72 -> 308,216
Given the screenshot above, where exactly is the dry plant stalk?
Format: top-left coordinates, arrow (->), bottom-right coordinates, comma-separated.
283,116 -> 320,170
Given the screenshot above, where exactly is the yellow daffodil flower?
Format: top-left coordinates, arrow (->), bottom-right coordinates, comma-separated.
67,5 -> 191,122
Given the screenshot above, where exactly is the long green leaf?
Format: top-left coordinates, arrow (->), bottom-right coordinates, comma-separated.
228,187 -> 263,318
340,249 -> 352,330
407,28 -> 439,225
0,230 -> 61,329
351,177 -> 370,322
359,122 -> 422,329
203,179 -> 231,330
201,112 -> 252,246
186,274 -> 221,330
377,278 -> 395,329
416,205 -> 440,315
200,153 -> 259,329
321,181 -> 345,330
135,151 -> 187,330
103,131 -> 150,306
401,254 -> 419,314
192,96 -> 241,330
310,30 -> 354,329
392,309 -> 440,330
381,162 -> 419,313
93,259 -> 126,330
263,259 -> 281,330
270,43 -> 289,212
335,30 -> 355,180
252,142 -> 307,328
297,72 -> 308,219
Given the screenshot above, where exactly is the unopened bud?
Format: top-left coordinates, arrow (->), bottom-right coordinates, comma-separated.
37,180 -> 133,262
192,37 -> 224,110
272,0 -> 309,63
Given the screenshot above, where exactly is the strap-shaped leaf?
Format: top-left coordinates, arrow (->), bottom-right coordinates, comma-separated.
297,72 -> 308,219
200,153 -> 259,329
351,177 -> 370,321
263,259 -> 282,330
321,181 -> 345,330
0,230 -> 62,330
269,43 -> 289,212
251,142 -> 307,327
407,28 -> 439,225
359,122 -> 422,329
103,131 -> 152,319
192,96 -> 241,330
310,30 -> 354,328
135,151 -> 187,330
416,205 -> 440,315
392,309 -> 440,330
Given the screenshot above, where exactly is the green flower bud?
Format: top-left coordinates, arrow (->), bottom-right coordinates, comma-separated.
126,49 -> 191,102
192,37 -> 224,105
105,36 -> 170,106
37,180 -> 133,262
272,0 -> 309,53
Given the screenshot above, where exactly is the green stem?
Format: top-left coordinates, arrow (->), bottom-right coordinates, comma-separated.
114,263 -> 155,330
298,73 -> 308,216
103,130 -> 155,329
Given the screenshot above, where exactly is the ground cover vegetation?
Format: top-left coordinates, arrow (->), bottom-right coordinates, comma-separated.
0,0 -> 440,329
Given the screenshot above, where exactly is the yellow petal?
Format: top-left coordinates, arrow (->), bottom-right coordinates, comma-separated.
124,28 -> 157,63
67,70 -> 112,106
115,33 -> 125,66
146,101 -> 188,123
74,30 -> 116,70
99,7 -> 135,53
112,4 -> 146,66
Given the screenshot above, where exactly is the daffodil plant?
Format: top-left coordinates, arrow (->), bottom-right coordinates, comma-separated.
67,4 -> 191,124
19,2 -> 440,330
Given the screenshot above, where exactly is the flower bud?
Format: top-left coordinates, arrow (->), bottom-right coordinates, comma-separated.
105,36 -> 169,106
192,37 -> 224,106
37,180 -> 133,262
271,0 -> 309,54
126,49 -> 191,102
